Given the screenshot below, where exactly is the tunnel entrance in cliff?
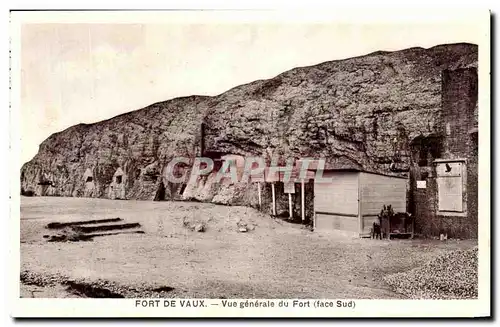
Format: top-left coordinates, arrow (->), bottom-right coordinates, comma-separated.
410,135 -> 443,168
36,172 -> 54,196
83,168 -> 97,197
158,161 -> 190,201
109,167 -> 126,200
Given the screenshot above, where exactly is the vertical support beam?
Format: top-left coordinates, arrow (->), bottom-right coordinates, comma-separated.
288,193 -> 293,219
271,183 -> 276,216
301,180 -> 305,221
257,182 -> 262,210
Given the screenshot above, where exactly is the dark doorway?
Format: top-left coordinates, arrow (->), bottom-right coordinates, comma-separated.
154,181 -> 166,201
179,183 -> 187,196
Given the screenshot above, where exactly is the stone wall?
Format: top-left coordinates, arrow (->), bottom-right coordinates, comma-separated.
411,68 -> 478,238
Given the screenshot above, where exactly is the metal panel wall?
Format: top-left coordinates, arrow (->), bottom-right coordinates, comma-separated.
314,171 -> 359,233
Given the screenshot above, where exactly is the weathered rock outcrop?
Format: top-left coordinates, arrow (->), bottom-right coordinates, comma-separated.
21,43 -> 477,205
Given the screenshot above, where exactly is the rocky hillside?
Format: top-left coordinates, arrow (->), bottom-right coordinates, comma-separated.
21,43 -> 477,205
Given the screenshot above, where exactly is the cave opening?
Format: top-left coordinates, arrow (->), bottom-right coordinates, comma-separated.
154,180 -> 166,201
179,183 -> 187,196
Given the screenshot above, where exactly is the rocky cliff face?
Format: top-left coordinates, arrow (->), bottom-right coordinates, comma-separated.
21,43 -> 477,205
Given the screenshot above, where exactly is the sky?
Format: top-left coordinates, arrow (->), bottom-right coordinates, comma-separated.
16,11 -> 486,164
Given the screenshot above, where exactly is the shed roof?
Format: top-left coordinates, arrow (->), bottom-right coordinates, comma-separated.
306,167 -> 407,180
296,158 -> 362,171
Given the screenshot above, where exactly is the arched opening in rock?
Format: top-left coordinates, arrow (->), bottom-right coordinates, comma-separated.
82,168 -> 96,197
110,167 -> 126,200
83,168 -> 94,183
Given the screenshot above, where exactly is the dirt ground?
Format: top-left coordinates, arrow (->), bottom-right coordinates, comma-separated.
20,196 -> 477,299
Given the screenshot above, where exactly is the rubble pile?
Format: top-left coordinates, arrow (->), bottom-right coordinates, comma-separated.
21,270 -> 179,298
384,247 -> 478,299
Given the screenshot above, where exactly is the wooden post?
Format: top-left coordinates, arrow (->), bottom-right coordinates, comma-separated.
301,180 -> 305,221
411,214 -> 415,239
271,183 -> 276,216
257,182 -> 262,210
288,193 -> 293,219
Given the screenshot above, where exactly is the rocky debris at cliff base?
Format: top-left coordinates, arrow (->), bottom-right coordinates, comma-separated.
383,247 -> 478,299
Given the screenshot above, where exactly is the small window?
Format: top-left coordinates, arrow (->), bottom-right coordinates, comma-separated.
420,171 -> 429,180
436,161 -> 465,213
116,175 -> 123,184
86,176 -> 93,183
417,137 -> 442,167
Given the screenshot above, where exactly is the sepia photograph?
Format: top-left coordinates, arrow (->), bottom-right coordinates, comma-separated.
10,9 -> 491,318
